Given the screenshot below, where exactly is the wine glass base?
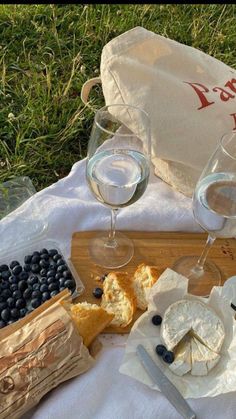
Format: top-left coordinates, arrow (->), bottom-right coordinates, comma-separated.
172,256 -> 223,297
89,231 -> 134,269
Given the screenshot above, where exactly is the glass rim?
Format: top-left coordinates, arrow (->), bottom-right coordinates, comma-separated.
94,103 -> 150,137
220,131 -> 236,161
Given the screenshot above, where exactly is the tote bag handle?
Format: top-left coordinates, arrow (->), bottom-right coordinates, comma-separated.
81,77 -> 102,107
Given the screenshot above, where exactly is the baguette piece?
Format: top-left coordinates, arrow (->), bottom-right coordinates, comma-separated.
101,272 -> 136,328
62,301 -> 114,347
133,263 -> 160,310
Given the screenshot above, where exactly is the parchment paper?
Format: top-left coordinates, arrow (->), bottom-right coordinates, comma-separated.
119,268 -> 236,398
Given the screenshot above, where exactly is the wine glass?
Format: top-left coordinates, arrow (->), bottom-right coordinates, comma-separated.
86,104 -> 151,269
173,131 -> 236,296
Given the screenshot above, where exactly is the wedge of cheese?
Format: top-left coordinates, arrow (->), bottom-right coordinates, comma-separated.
191,336 -> 220,376
160,299 -> 225,353
169,335 -> 192,376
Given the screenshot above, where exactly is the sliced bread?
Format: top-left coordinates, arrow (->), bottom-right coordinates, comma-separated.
133,263 -> 160,310
101,272 -> 136,328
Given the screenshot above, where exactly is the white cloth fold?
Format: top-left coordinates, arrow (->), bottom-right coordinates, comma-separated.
2,159 -> 234,418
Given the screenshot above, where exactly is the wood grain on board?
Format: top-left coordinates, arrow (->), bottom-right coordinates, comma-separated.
70,231 -> 236,333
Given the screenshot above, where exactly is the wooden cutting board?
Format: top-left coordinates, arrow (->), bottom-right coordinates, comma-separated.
70,231 -> 236,333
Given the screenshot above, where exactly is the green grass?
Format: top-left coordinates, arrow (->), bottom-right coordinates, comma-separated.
0,4 -> 235,190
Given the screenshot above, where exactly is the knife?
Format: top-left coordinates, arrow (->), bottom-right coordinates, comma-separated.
136,344 -> 196,419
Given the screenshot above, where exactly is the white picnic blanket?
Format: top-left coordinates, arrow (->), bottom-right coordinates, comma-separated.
2,158 -> 236,419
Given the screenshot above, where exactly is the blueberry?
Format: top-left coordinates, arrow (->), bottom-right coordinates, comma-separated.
32,251 -> 40,257
152,315 -> 162,326
15,298 -> 26,309
12,290 -> 22,299
47,277 -> 55,285
0,296 -> 5,303
31,298 -> 41,309
63,270 -> 72,279
18,280 -> 27,292
48,283 -> 58,292
47,270 -> 56,278
7,297 -> 15,308
23,264 -> 31,272
55,273 -> 62,281
39,259 -> 49,269
31,264 -> 40,274
155,344 -> 167,357
64,279 -> 76,290
42,292 -> 50,302
1,308 -> 10,321
0,320 -> 6,328
40,268 -> 47,277
19,271 -> 29,281
32,255 -> 40,264
57,265 -> 67,273
28,275 -> 38,286
40,253 -> 49,261
11,308 -> 20,319
163,351 -> 175,364
0,302 -> 7,311
23,288 -> 32,300
24,255 -> 32,264
10,284 -> 18,293
39,276 -> 47,285
92,287 -> 103,298
2,289 -> 11,299
32,290 -> 42,299
56,259 -> 65,267
40,248 -> 48,255
49,262 -> 57,270
0,264 -> 9,272
12,265 -> 22,276
50,290 -> 59,297
48,249 -> 58,257
40,284 -> 48,293
32,283 -> 40,291
20,308 -> 27,317
10,260 -> 20,270
9,275 -> 18,284
1,270 -> 11,280
59,278 -> 65,287
53,254 -> 62,262
1,281 -> 10,289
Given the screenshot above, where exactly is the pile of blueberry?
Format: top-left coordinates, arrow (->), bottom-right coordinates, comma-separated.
0,248 -> 76,329
152,314 -> 175,364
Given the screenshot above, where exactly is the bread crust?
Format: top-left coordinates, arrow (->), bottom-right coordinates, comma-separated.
61,301 -> 114,347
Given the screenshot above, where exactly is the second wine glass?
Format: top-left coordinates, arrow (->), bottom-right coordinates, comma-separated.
86,104 -> 151,269
173,131 -> 236,296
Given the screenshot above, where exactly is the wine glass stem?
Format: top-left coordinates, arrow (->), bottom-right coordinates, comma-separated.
107,208 -> 118,248
194,234 -> 216,273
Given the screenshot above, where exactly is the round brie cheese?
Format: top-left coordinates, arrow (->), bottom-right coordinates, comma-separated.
160,299 -> 225,353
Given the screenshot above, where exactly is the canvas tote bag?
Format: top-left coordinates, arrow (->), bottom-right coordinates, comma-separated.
81,26 -> 236,197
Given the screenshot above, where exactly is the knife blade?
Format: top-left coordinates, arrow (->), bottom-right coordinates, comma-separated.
136,344 -> 196,419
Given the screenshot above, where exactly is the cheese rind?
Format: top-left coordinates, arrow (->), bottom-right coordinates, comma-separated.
160,299 -> 225,353
169,335 -> 192,376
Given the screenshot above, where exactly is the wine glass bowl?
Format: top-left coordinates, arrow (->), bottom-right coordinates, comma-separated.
173,131 -> 236,296
86,104 -> 151,269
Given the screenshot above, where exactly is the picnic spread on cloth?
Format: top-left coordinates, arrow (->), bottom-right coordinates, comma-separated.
1,26 -> 236,419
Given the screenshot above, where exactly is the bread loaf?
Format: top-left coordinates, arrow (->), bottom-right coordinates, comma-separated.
101,272 -> 136,328
61,301 -> 114,347
133,263 -> 159,310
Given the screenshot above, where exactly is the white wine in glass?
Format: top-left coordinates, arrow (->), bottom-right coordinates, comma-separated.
173,131 -> 236,296
86,104 -> 151,269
